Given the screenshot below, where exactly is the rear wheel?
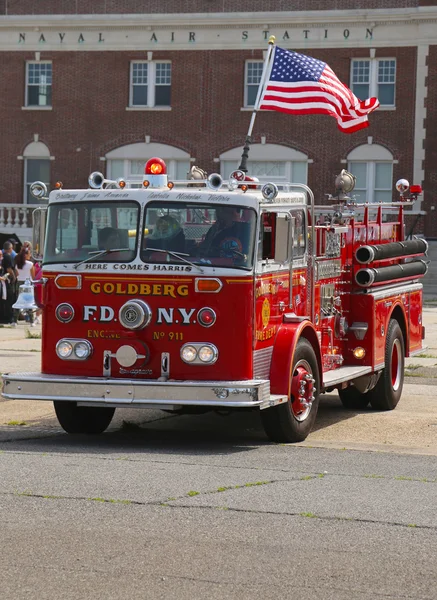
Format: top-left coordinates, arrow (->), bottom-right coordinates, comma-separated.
338,386 -> 370,410
368,319 -> 405,411
261,338 -> 320,443
54,401 -> 115,434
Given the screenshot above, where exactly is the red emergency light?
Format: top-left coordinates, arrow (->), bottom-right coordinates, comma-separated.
410,185 -> 422,195
145,157 -> 167,175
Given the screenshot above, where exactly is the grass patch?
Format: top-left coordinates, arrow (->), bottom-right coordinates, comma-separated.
244,481 -> 271,487
7,420 -> 27,426
395,476 -> 413,481
415,353 -> 437,359
25,329 -> 41,339
405,364 -> 423,371
187,491 -> 200,497
300,512 -> 318,518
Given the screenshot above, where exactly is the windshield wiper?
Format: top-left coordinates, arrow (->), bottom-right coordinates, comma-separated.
145,247 -> 204,273
73,248 -> 131,269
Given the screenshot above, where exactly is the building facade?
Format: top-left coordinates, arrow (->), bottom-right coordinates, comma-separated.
0,0 -> 436,243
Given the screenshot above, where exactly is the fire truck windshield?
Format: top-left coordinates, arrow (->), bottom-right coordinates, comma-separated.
141,202 -> 257,270
44,201 -> 139,264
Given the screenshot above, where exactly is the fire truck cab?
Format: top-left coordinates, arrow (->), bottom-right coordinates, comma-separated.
1,159 -> 427,443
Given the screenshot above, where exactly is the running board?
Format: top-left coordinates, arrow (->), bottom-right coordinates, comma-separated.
322,366 -> 374,388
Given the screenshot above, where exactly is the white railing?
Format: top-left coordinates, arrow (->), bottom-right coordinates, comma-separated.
0,204 -> 35,232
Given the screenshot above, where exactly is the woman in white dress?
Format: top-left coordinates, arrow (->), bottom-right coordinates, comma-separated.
14,246 -> 35,326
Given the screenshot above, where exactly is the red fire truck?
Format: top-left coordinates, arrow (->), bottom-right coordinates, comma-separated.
1,159 -> 427,442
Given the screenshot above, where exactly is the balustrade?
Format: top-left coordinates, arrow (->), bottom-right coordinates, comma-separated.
0,204 -> 34,232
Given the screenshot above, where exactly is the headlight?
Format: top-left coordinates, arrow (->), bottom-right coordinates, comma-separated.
181,343 -> 218,365
56,340 -> 73,358
198,346 -> 215,363
181,345 -> 198,363
56,339 -> 93,361
74,341 -> 92,359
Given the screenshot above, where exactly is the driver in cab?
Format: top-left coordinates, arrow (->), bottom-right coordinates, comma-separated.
98,227 -> 122,251
199,206 -> 246,261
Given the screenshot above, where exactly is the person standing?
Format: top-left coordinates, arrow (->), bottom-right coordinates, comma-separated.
1,241 -> 18,326
8,239 -> 17,259
14,246 -> 35,326
0,248 -> 6,323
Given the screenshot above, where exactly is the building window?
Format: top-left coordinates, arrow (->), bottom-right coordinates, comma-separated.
26,61 -> 52,107
25,158 -> 50,204
348,161 -> 393,203
108,158 -> 189,186
222,160 -> 307,184
129,61 -> 171,107
245,61 -> 263,107
351,59 -> 396,107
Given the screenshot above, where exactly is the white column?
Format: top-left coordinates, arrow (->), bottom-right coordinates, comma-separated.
413,44 -> 429,213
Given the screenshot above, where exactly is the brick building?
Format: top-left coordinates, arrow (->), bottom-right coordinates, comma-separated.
1,0 -> 437,242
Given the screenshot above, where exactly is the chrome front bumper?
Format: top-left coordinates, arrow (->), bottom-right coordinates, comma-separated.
1,372 -> 287,410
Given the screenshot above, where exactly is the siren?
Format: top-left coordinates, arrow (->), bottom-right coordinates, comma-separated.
29,181 -> 48,200
143,157 -> 168,188
12,279 -> 38,312
206,173 -> 223,190
88,172 -> 110,189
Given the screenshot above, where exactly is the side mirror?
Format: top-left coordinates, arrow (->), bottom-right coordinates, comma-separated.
32,207 -> 47,261
274,213 -> 293,264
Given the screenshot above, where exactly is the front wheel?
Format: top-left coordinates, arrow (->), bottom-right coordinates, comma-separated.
261,338 -> 320,443
368,319 -> 405,411
54,401 -> 115,434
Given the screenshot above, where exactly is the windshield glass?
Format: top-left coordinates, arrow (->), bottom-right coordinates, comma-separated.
44,202 -> 139,264
141,202 -> 257,270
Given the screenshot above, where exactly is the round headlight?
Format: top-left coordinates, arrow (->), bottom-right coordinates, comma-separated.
74,341 -> 92,359
56,340 -> 73,359
198,345 -> 215,363
261,182 -> 279,202
119,300 -> 152,330
56,303 -> 75,323
181,345 -> 197,363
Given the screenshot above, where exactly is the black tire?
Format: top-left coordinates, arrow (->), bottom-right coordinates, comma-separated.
261,338 -> 320,443
338,386 -> 370,410
368,319 -> 405,411
54,401 -> 115,434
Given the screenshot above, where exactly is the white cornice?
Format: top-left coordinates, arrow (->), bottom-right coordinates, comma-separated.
1,8 -> 437,51
1,7 -> 437,29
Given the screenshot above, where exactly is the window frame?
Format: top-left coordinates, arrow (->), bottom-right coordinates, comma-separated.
347,160 -> 393,203
129,60 -> 172,108
107,158 -> 190,184
244,60 -> 264,108
221,159 -> 308,185
23,157 -> 51,204
350,58 -> 396,108
25,60 -> 53,108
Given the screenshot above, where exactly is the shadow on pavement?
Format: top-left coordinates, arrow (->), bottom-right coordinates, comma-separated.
0,392 -> 365,455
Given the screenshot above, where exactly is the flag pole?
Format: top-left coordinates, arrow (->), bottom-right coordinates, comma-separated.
238,36 -> 276,173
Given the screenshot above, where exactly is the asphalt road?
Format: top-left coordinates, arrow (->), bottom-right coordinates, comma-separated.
1,402 -> 437,600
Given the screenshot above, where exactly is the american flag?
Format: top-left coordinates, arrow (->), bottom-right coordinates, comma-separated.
259,47 -> 380,133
